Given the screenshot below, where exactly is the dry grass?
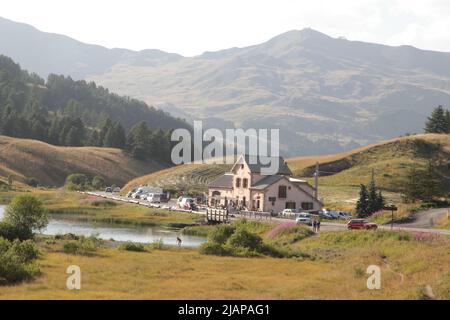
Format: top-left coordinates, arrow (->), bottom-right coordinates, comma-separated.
123,163 -> 230,194
0,135 -> 163,187
0,230 -> 448,300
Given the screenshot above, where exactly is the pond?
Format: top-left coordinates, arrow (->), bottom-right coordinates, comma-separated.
0,205 -> 205,247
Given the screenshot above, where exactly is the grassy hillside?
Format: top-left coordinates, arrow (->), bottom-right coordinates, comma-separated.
0,135 -> 163,187
123,134 -> 450,205
288,134 -> 450,191
123,163 -> 231,195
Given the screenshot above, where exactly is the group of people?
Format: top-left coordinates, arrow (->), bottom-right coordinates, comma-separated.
312,219 -> 321,233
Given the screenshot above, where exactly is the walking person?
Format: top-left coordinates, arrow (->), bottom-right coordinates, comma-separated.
312,219 -> 317,232
176,236 -> 182,247
316,220 -> 321,233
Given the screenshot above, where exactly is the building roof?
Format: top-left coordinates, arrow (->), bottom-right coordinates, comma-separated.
231,154 -> 292,175
250,175 -> 285,190
208,173 -> 233,189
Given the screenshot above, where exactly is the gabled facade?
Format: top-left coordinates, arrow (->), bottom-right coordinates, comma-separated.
208,155 -> 322,212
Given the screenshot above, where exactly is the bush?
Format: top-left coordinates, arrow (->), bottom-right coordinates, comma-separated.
200,242 -> 230,256
65,174 -> 88,191
25,177 -> 39,188
91,176 -> 106,190
62,236 -> 101,255
0,237 -> 40,285
208,224 -> 236,245
119,242 -> 146,252
201,221 -> 277,258
1,195 -> 48,240
227,228 -> 263,251
148,238 -> 165,250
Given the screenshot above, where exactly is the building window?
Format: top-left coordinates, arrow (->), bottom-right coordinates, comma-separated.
243,178 -> 248,188
236,178 -> 241,188
301,202 -> 314,210
268,196 -> 276,206
285,202 -> 296,209
278,185 -> 287,199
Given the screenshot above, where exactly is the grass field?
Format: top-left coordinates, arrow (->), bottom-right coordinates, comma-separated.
0,229 -> 448,300
0,135 -> 163,187
0,188 -> 202,227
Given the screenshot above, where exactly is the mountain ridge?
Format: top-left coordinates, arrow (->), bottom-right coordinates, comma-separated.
2,16 -> 450,156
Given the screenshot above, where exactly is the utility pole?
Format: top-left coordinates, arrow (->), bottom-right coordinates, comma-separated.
314,162 -> 319,199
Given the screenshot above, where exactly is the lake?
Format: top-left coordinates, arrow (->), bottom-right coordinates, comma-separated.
0,205 -> 205,247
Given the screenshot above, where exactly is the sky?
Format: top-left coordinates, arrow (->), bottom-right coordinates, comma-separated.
2,0 -> 450,56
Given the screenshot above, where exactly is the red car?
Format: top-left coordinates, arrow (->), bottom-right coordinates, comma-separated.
347,219 -> 378,230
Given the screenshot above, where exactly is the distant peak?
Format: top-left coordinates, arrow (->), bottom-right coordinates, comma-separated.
266,28 -> 331,45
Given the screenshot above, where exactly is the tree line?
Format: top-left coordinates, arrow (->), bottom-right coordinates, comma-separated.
424,105 -> 450,134
0,55 -> 189,163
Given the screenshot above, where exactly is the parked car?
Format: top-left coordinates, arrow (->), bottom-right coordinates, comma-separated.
143,193 -> 161,203
318,210 -> 333,219
105,187 -> 112,193
113,187 -> 121,193
328,211 -> 340,219
177,197 -> 196,209
280,209 -> 298,217
126,189 -> 136,198
347,219 -> 378,230
337,211 -> 351,220
295,212 -> 313,226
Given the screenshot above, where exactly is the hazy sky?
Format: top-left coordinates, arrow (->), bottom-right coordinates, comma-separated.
2,0 -> 450,56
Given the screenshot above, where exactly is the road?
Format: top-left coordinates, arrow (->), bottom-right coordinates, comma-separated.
84,191 -> 450,236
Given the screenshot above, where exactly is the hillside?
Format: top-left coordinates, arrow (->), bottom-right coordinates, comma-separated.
87,30 -> 450,156
3,17 -> 450,156
124,134 -> 450,203
0,17 -> 183,79
0,136 -> 163,187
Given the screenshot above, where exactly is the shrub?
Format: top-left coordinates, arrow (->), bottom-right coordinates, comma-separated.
62,236 -> 101,255
148,238 -> 164,250
119,242 -> 146,252
91,176 -> 106,190
0,237 -> 40,285
227,228 -> 263,251
208,224 -> 236,245
200,242 -> 230,256
1,195 -> 48,240
25,177 -> 39,188
65,174 -> 88,191
201,222 -> 278,258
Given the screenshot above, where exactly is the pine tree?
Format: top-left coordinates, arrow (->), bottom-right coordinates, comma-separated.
367,175 -> 378,214
404,164 -> 421,202
425,105 -> 449,133
421,161 -> 440,202
356,184 -> 369,218
126,121 -> 152,160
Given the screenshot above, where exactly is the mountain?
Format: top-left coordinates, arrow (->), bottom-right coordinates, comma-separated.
2,16 -> 450,156
0,135 -> 163,187
87,29 -> 450,156
0,17 -> 182,79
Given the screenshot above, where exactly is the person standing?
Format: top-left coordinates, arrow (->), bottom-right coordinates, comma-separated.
316,220 -> 321,233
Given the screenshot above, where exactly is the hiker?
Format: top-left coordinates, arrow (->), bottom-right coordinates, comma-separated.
176,237 -> 182,247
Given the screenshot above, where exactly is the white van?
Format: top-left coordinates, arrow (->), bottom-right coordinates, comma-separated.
177,197 -> 196,209
144,193 -> 161,203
